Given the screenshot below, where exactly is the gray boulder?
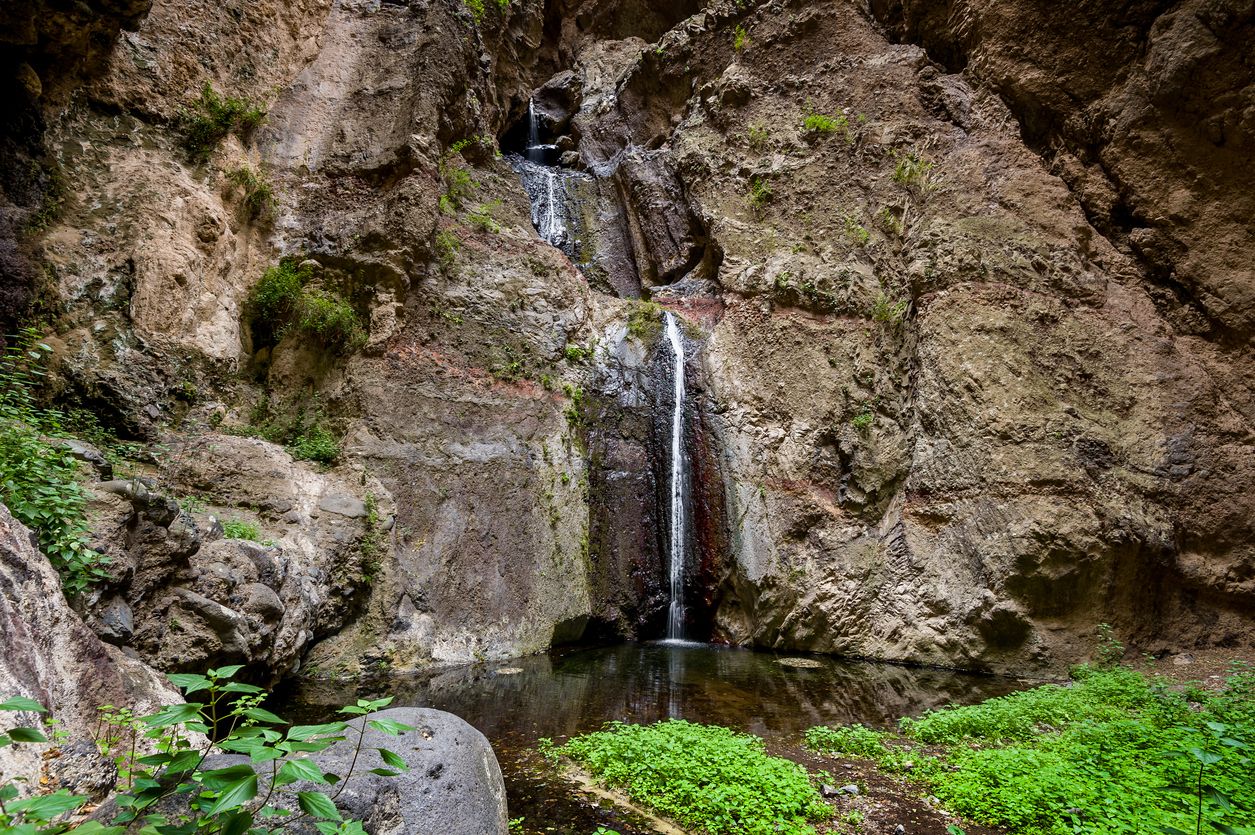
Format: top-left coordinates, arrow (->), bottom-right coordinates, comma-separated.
295,708 -> 508,835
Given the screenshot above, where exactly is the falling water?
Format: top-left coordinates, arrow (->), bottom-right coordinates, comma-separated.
527,99 -> 542,163
664,312 -> 687,641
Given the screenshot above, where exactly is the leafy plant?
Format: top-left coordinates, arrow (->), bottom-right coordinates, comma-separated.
287,424 -> 340,465
467,202 -> 502,233
892,149 -> 938,194
557,720 -> 831,835
434,229 -> 461,271
0,330 -> 105,595
246,261 -> 365,354
850,408 -> 874,430
564,344 -> 590,363
842,212 -> 870,246
805,724 -> 888,759
807,665 -> 1255,835
226,166 -> 275,220
626,300 -> 663,340
180,83 -> 266,162
870,292 -> 908,325
2,669 -> 413,835
733,24 -> 750,51
221,519 -> 261,541
747,124 -> 770,150
746,175 -> 772,217
462,0 -> 509,24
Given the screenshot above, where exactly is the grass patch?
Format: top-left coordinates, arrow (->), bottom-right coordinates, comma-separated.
805,664 -> 1255,835
746,175 -> 772,217
0,330 -> 107,595
221,519 -> 261,541
557,720 -> 831,835
626,300 -> 663,341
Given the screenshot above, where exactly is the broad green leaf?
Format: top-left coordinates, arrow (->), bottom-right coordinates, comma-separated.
209,664 -> 246,680
7,727 -> 46,743
244,707 -> 286,725
287,722 -> 348,741
221,682 -> 265,695
0,697 -> 47,713
219,810 -> 253,835
367,768 -> 401,776
166,674 -> 212,694
297,791 -> 342,821
275,757 -> 328,787
203,774 -> 258,816
378,747 -> 409,771
9,789 -> 87,818
145,703 -> 204,728
70,822 -> 126,835
366,718 -> 414,736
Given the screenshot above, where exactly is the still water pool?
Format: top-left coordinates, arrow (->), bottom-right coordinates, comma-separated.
280,642 -> 1026,833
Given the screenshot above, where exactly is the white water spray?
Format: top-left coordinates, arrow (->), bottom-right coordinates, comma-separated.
527,98 -> 541,163
664,312 -> 687,641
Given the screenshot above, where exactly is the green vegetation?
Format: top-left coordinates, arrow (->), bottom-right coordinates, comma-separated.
747,124 -> 770,150
626,300 -> 663,340
842,212 -> 870,246
228,394 -> 342,465
0,331 -> 105,595
892,149 -> 937,194
733,24 -> 750,51
557,720 -> 831,835
467,201 -> 502,233
564,344 -> 590,363
221,519 -> 261,541
1,669 -> 410,835
438,137 -> 494,214
226,165 -> 275,220
802,104 -> 850,140
805,662 -> 1255,835
870,292 -> 908,325
463,0 -> 509,24
562,384 -> 586,429
434,229 -> 461,271
877,206 -> 904,237
746,175 -> 772,216
180,83 -> 266,161
287,423 -> 340,464
246,260 -> 366,354
850,408 -> 874,430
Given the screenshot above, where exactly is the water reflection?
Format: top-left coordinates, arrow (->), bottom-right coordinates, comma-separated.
281,643 -> 1024,832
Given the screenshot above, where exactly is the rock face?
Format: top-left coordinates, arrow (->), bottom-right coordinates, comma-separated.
5,0 -> 1253,676
0,502 -> 182,797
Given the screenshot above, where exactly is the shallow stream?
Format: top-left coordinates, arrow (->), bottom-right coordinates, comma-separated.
281,643 -> 1025,833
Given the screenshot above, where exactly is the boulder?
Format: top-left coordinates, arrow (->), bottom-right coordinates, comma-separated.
292,708 -> 508,835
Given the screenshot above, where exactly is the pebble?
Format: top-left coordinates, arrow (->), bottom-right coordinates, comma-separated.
894,826 -> 906,835
840,784 -> 860,795
821,784 -> 839,798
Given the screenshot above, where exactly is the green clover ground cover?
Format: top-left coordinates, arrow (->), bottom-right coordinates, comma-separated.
556,719 -> 831,835
806,665 -> 1255,835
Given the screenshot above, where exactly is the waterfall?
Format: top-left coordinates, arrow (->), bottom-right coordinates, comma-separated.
527,98 -> 542,163
664,312 -> 687,641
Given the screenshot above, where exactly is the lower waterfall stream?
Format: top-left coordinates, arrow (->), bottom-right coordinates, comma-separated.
663,312 -> 688,641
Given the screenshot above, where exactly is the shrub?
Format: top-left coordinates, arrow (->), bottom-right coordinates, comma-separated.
746,175 -> 772,216
626,300 -> 663,340
463,0 -> 509,23
733,24 -> 750,51
246,261 -> 366,355
226,165 -> 275,220
557,720 -> 832,835
0,331 -> 105,595
802,110 -> 849,139
180,83 -> 266,161
747,124 -> 770,150
842,212 -> 870,246
564,344 -> 590,363
851,408 -> 873,430
221,519 -> 261,541
467,202 -> 501,233
892,149 -> 938,193
287,423 -> 340,464
434,229 -> 461,271
0,669 -> 411,835
297,289 -> 366,352
870,292 -> 908,325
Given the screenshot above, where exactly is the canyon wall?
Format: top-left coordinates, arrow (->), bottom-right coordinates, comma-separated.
2,0 -> 1252,679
